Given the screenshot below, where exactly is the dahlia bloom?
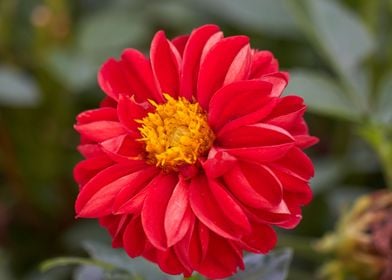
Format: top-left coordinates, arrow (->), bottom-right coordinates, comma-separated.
74,24 -> 318,278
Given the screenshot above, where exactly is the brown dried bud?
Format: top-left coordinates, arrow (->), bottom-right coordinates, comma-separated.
316,191 -> 392,280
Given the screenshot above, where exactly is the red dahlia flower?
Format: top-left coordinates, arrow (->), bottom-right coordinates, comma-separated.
74,24 -> 318,279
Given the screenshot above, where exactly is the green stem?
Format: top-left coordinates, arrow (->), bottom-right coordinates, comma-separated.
359,124 -> 392,190
40,257 -> 116,272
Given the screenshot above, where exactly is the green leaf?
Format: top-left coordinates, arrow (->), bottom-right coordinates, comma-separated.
229,249 -> 293,280
285,69 -> 361,121
188,0 -> 298,37
308,0 -> 374,71
77,9 -> 149,60
47,49 -> 98,92
374,72 -> 392,126
74,266 -> 104,280
82,241 -> 164,280
0,66 -> 40,107
288,0 -> 375,112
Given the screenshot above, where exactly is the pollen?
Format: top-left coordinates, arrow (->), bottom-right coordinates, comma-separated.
136,94 -> 215,170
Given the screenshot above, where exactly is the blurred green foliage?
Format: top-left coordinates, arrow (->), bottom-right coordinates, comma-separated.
0,0 -> 391,279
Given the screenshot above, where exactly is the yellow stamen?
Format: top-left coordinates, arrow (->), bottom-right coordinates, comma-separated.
137,94 -> 214,170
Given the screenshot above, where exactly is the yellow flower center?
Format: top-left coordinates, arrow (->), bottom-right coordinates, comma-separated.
136,94 -> 214,170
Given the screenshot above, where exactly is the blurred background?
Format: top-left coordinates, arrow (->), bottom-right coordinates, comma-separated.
0,0 -> 391,279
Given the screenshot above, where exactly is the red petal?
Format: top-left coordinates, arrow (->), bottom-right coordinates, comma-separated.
75,162 -> 144,216
100,134 -> 143,162
295,135 -> 319,149
180,24 -> 221,100
209,179 -> 251,233
100,96 -> 117,108
77,144 -> 103,158
224,162 -> 282,209
260,72 -> 289,97
73,155 -> 113,185
76,108 -> 118,124
121,49 -> 163,102
218,123 -> 295,148
272,166 -> 312,205
245,200 -> 302,229
150,31 -> 181,98
202,147 -> 237,178
272,147 -> 315,180
156,248 -> 190,276
175,220 -> 209,269
99,215 -> 128,247
197,233 -> 244,279
123,215 -> 146,257
142,173 -> 178,250
223,144 -> 294,164
113,167 -> 160,214
165,178 -> 194,247
217,98 -> 279,137
171,35 -> 189,57
74,121 -> 127,143
189,175 -> 246,240
197,36 -> 249,109
239,223 -> 277,253
223,44 -> 251,85
208,80 -> 273,130
117,94 -> 151,133
98,58 -> 131,101
266,96 -> 306,129
249,50 -> 279,78
79,174 -> 137,217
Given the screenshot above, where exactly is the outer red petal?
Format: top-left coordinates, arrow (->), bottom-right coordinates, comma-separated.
197,36 -> 249,109
77,143 -> 103,158
112,166 -> 160,214
142,173 -> 178,250
180,24 -> 221,100
98,58 -> 131,101
189,175 -> 247,240
150,31 -> 181,98
249,50 -> 279,78
121,49 -> 163,102
218,123 -> 295,148
223,44 -> 251,85
75,162 -> 145,216
224,162 -> 283,209
76,107 -> 118,124
208,80 -> 273,130
209,179 -> 251,233
165,178 -> 194,247
217,124 -> 296,163
99,214 -> 129,247
123,215 -> 147,257
76,168 -> 151,218
175,220 -> 209,269
260,72 -> 289,97
217,98 -> 279,137
271,166 -> 312,205
74,121 -> 127,143
239,223 -> 277,253
171,35 -> 189,57
197,233 -> 244,279
272,147 -> 315,180
73,155 -> 113,185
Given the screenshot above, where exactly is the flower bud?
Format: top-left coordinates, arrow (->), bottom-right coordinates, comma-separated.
316,191 -> 392,280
